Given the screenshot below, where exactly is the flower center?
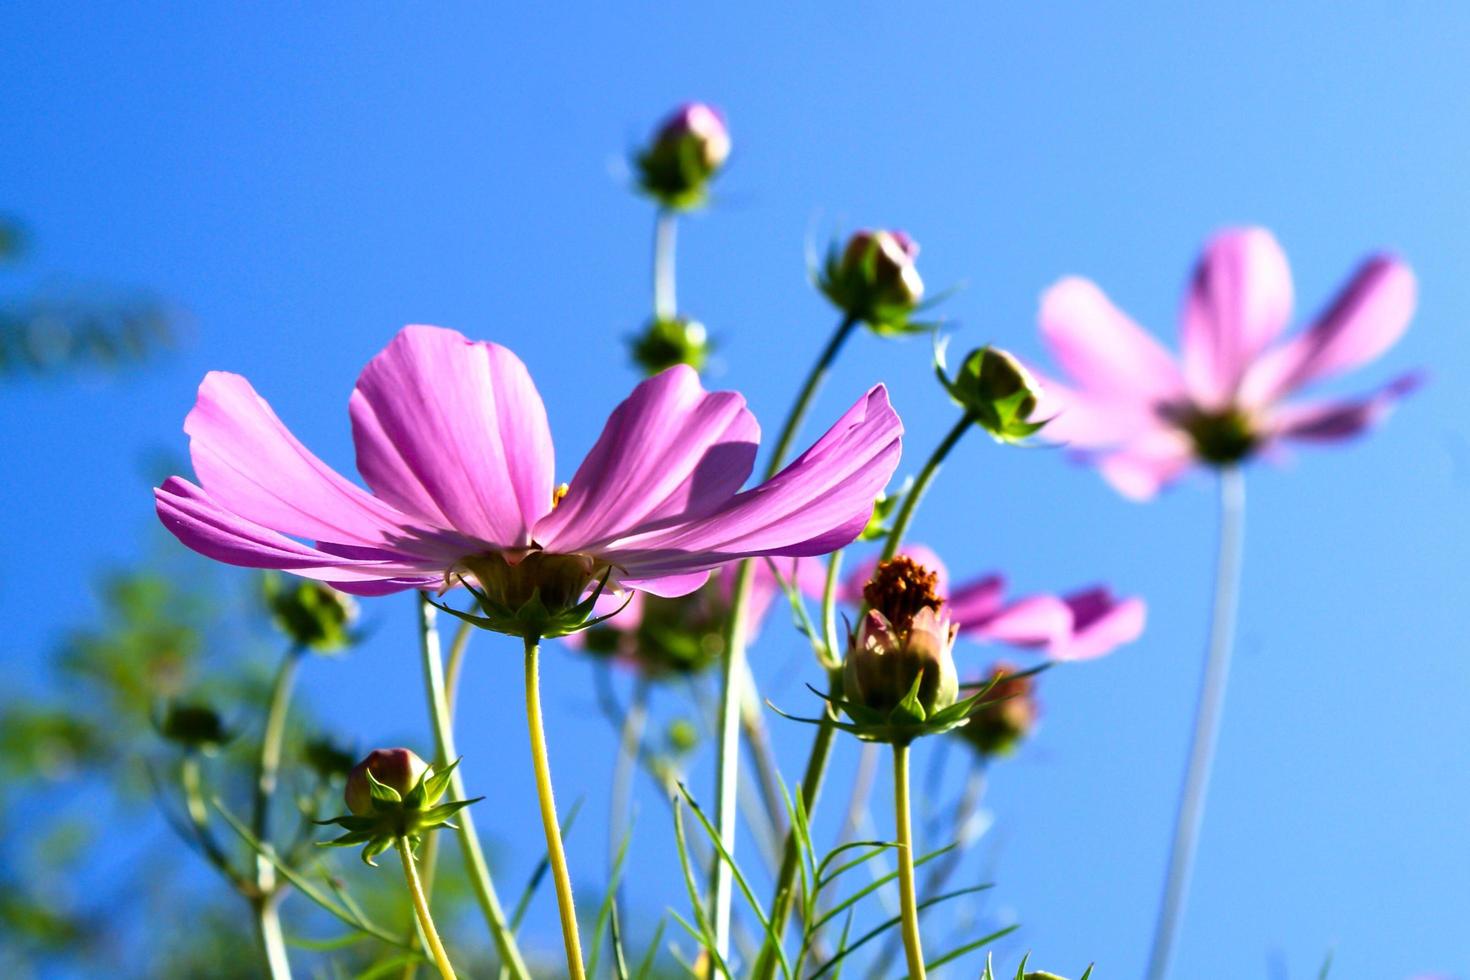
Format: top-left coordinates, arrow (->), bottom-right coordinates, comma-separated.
456,551 -> 597,614
862,556 -> 944,633
1174,405 -> 1259,465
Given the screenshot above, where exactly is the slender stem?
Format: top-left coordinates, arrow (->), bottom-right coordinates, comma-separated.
839,743 -> 880,846
654,208 -> 678,320
252,644 -> 301,980
751,670 -> 842,980
892,743 -> 926,980
1145,467 -> 1246,980
739,659 -> 791,843
396,837 -> 457,980
879,412 -> 974,564
820,550 -> 843,668
402,620 -> 472,980
610,675 -> 651,880
416,597 -> 530,980
524,634 -> 586,980
711,313 -> 862,960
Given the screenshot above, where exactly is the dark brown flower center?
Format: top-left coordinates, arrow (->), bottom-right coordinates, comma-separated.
862,556 -> 944,632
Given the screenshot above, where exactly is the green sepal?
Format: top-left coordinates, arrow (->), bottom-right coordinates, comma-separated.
421,758 -> 460,807
934,339 -> 1052,444
431,566 -> 625,640
360,835 -> 393,868
362,767 -> 402,808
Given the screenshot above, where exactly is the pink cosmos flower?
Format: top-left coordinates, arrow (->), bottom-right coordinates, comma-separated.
1034,227 -> 1418,499
155,325 -> 902,602
842,546 -> 1145,661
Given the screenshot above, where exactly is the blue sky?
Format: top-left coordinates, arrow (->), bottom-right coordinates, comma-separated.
3,3 -> 1468,976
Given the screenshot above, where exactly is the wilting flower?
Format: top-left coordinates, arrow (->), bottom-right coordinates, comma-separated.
1034,227 -> 1418,499
155,326 -> 900,637
322,748 -> 478,866
819,229 -> 926,333
842,546 -> 1145,662
636,102 -> 731,209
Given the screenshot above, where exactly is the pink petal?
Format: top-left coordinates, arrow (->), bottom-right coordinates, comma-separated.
536,365 -> 758,554
350,325 -> 556,550
839,545 -> 950,606
1092,430 -> 1197,500
1039,277 -> 1183,401
595,385 -> 902,580
1053,588 -> 1147,661
962,593 -> 1074,650
617,570 -> 713,598
184,371 -> 457,555
1031,369 -> 1162,448
1241,255 -> 1417,405
1267,371 -> 1422,443
1180,228 -> 1294,408
155,477 -> 440,594
945,573 -> 1005,625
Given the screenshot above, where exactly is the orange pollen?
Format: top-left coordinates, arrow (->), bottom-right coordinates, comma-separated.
552,483 -> 570,508
862,555 -> 944,631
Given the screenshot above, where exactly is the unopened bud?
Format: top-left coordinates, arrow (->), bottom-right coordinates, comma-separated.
157,701 -> 231,750
960,662 -> 1038,757
345,748 -> 428,816
938,345 -> 1045,442
842,558 -> 958,727
264,575 -> 358,653
630,316 -> 711,375
822,229 -> 926,332
636,102 -> 730,209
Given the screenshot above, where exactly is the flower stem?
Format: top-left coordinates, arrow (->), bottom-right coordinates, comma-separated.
654,208 -> 678,320
396,837 -> 457,980
416,597 -> 530,980
524,633 -> 586,980
252,644 -> 302,980
609,675 -> 651,884
1145,466 -> 1246,980
879,411 -> 974,564
711,312 -> 862,960
892,742 -> 926,980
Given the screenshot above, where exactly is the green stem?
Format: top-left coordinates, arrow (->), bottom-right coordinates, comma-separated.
610,675 -> 651,882
751,669 -> 842,980
654,208 -> 678,320
879,412 -> 974,564
252,644 -> 301,980
1145,467 -> 1246,980
398,837 -> 457,980
402,620 -> 471,980
524,634 -> 586,980
892,743 -> 926,980
711,313 -> 861,960
416,597 -> 530,980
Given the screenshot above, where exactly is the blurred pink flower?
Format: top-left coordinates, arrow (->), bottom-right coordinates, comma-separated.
156,325 -> 902,599
1034,227 -> 1419,499
842,545 -> 1144,661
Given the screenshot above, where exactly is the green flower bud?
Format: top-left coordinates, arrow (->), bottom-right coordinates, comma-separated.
303,736 -> 356,783
345,748 -> 428,816
630,316 -> 711,376
937,344 -> 1046,442
636,103 -> 730,210
820,229 -> 927,333
156,701 -> 231,751
959,662 -> 1039,758
263,574 -> 359,653
448,551 -> 605,639
321,750 -> 479,866
666,718 -> 700,755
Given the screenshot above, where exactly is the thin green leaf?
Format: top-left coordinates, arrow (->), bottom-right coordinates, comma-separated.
508,798 -> 582,930
588,826 -> 632,980
815,841 -> 901,890
809,886 -> 998,979
813,843 -> 961,931
633,918 -> 666,980
923,924 -> 1022,976
670,801 -> 730,979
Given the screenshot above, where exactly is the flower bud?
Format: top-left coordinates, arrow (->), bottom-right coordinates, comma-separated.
937,344 -> 1046,442
156,700 -> 231,751
636,102 -> 730,209
842,557 -> 958,726
821,229 -> 926,332
629,316 -> 711,376
345,748 -> 429,816
264,574 -> 359,653
452,550 -> 603,638
304,736 -> 356,783
959,662 -> 1038,758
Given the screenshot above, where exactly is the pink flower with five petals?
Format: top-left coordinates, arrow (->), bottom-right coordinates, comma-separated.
155,325 -> 902,602
1034,227 -> 1419,499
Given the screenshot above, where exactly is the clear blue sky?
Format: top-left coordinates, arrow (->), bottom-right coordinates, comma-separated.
3,3 -> 1467,977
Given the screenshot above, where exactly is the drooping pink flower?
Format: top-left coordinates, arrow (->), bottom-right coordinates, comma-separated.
155,325 -> 902,604
1034,227 -> 1419,499
842,546 -> 1144,661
